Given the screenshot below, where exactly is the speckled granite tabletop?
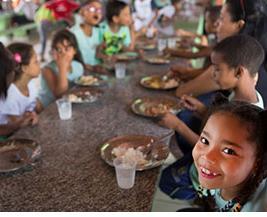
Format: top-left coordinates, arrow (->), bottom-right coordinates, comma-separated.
0,57 -> 186,211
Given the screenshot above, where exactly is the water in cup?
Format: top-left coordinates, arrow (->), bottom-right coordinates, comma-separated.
167,38 -> 176,49
146,27 -> 154,38
115,62 -> 126,79
157,38 -> 167,55
56,98 -> 72,120
114,158 -> 136,189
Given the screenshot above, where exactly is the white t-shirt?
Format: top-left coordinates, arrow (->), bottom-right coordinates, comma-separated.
14,0 -> 38,20
134,0 -> 153,19
228,90 -> 264,109
0,80 -> 38,124
133,0 -> 155,31
70,24 -> 102,65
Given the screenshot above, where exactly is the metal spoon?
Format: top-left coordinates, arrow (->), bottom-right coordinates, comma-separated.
145,131 -> 174,159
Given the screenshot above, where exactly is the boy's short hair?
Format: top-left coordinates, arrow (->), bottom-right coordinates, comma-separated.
213,35 -> 265,76
106,0 -> 128,23
205,6 -> 222,23
171,0 -> 181,4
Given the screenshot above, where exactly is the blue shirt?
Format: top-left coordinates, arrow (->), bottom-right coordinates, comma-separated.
38,60 -> 84,107
70,24 -> 102,66
214,179 -> 267,211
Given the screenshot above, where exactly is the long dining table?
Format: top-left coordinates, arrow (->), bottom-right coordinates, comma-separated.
0,54 -> 185,211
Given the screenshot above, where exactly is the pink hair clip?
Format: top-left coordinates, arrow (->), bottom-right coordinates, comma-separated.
14,53 -> 22,63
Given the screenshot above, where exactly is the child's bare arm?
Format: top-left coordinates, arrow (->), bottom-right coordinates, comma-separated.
158,113 -> 199,147
170,64 -> 208,81
42,67 -> 68,98
166,46 -> 212,59
192,42 -> 209,50
176,29 -> 199,38
175,66 -> 220,98
35,98 -> 44,113
0,112 -> 38,136
180,95 -> 208,118
96,43 -> 110,61
0,124 -> 20,136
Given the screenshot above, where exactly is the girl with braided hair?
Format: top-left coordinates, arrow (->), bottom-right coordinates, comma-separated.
191,100 -> 267,211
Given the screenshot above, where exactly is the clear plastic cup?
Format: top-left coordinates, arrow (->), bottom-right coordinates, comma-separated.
167,38 -> 176,49
56,98 -> 72,120
146,27 -> 154,38
157,38 -> 167,55
115,62 -> 126,79
113,158 -> 136,189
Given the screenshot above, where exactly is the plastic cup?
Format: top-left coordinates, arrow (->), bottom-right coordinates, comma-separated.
115,62 -> 126,79
146,27 -> 154,38
157,38 -> 167,55
113,158 -> 136,189
56,98 -> 72,120
167,38 -> 176,49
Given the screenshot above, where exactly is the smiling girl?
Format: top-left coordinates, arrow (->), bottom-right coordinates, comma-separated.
192,101 -> 267,211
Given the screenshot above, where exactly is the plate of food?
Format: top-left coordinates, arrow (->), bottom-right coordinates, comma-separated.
116,52 -> 139,61
131,97 -> 181,118
144,57 -> 170,65
140,44 -> 156,50
74,75 -> 105,86
0,139 -> 41,173
140,75 -> 180,90
67,88 -> 103,103
100,135 -> 169,171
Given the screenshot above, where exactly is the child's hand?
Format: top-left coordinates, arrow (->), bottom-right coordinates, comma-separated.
158,113 -> 182,130
93,65 -> 110,74
163,47 -> 171,55
53,47 -> 74,74
180,95 -> 206,116
176,29 -> 194,37
99,42 -> 107,50
15,114 -> 34,128
163,69 -> 176,80
140,26 -> 148,36
22,112 -> 39,126
105,55 -> 117,63
84,64 -> 94,73
27,111 -> 39,126
170,65 -> 194,81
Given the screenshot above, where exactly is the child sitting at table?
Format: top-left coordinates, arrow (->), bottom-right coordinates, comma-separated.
0,42 -> 36,140
166,5 -> 221,81
157,0 -> 182,23
158,35 -> 265,210
159,35 -> 265,155
96,0 -> 135,58
70,0 -> 107,73
132,0 -> 158,33
178,101 -> 267,211
0,42 -> 41,139
173,0 -> 267,98
38,29 -> 84,108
